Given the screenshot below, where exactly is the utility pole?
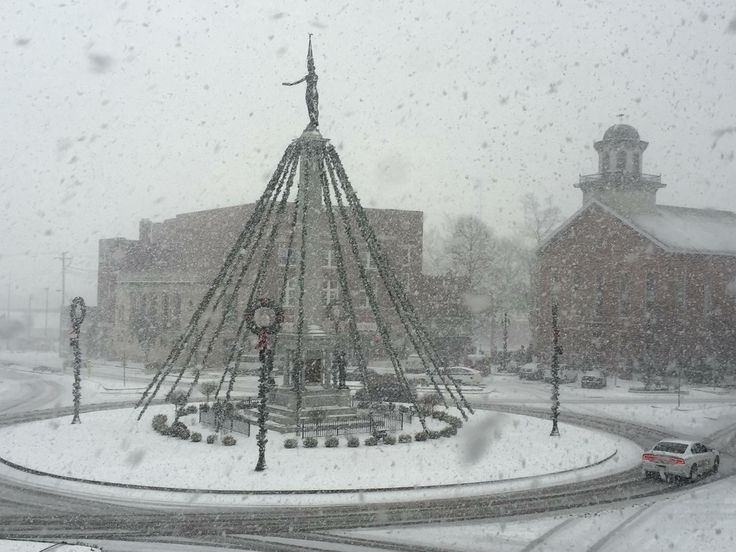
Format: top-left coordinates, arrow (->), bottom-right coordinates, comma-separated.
56,252 -> 71,356
44,287 -> 49,339
502,312 -> 509,372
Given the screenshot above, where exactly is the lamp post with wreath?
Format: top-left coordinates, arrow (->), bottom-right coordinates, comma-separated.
245,298 -> 284,472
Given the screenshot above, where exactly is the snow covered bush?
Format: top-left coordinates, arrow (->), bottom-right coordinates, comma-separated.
364,436 -> 378,446
398,433 -> 412,443
347,436 -> 360,447
414,431 -> 428,442
383,434 -> 396,445
427,430 -> 441,439
199,403 -> 210,413
433,410 -> 463,428
151,414 -> 168,433
284,438 -> 298,449
190,432 -> 202,442
222,435 -> 236,446
206,434 -> 216,444
440,425 -> 457,438
325,436 -> 339,448
170,421 -> 190,440
303,437 -> 318,448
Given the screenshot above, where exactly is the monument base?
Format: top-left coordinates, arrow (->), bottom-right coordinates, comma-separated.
241,387 -> 357,433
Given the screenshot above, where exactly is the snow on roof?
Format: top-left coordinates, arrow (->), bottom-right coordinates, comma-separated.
628,205 -> 736,256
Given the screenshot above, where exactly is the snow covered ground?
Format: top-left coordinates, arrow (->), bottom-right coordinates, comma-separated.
0,406 -> 633,493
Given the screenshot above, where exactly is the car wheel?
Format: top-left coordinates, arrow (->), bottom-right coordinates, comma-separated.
713,456 -> 720,474
689,464 -> 698,481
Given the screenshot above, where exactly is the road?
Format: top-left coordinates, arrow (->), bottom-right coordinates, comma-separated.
0,362 -> 734,551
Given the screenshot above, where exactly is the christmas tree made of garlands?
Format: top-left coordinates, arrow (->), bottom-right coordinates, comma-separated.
136,37 -> 473,436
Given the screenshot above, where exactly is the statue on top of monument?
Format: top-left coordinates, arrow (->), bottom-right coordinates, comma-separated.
282,34 -> 319,130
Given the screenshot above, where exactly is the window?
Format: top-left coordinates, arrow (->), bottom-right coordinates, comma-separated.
323,279 -> 338,305
632,152 -> 640,174
355,289 -> 370,309
278,245 -> 292,267
284,278 -> 297,307
618,277 -> 630,316
365,252 -> 376,270
644,272 -> 656,315
323,249 -> 336,268
616,150 -> 626,172
173,294 -> 181,328
162,294 -> 169,326
404,245 -> 414,266
703,280 -> 712,316
594,273 -> 604,317
676,273 -> 687,314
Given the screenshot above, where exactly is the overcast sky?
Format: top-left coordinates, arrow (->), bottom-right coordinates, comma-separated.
1,0 -> 735,314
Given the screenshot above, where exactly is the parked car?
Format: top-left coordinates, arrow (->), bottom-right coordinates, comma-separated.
543,365 -> 578,384
581,369 -> 607,388
519,363 -> 543,380
642,439 -> 719,481
443,366 -> 483,386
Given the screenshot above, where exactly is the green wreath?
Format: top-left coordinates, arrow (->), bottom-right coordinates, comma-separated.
244,297 -> 284,335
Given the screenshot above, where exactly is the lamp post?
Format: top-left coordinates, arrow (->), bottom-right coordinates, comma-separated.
251,300 -> 281,472
550,303 -> 562,437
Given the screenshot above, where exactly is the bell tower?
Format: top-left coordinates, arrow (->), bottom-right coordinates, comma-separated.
575,123 -> 665,213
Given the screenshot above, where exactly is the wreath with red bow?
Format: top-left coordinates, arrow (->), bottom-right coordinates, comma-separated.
244,298 -> 284,361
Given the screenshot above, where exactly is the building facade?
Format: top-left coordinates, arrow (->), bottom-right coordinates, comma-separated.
97,203 -> 471,365
532,124 -> 736,380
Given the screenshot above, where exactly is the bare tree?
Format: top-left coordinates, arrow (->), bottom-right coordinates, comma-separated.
444,215 -> 496,291
521,193 -> 563,246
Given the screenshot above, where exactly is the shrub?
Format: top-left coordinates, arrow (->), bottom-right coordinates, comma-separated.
185,405 -> 197,415
325,436 -> 339,448
199,403 -> 210,413
347,436 -> 360,448
398,433 -> 412,444
159,424 -> 172,436
433,410 -> 463,428
364,436 -> 378,446
284,438 -> 298,449
418,394 -> 442,415
206,434 -> 216,444
440,425 -> 457,438
414,431 -> 428,442
303,437 -> 318,448
427,430 -> 441,440
383,434 -> 396,445
222,435 -> 237,446
191,432 -> 202,442
169,421 -> 189,439
151,414 -> 168,432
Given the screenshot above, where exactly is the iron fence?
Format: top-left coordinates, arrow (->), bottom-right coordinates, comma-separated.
199,408 -> 251,437
299,411 -> 404,438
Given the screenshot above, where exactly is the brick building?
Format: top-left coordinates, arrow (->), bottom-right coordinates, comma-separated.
532,124 -> 736,379
97,203 -> 471,364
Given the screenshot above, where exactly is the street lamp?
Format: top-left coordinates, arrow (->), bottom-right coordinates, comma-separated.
246,299 -> 283,472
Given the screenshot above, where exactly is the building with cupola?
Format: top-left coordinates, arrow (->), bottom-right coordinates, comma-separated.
532,124 -> 736,381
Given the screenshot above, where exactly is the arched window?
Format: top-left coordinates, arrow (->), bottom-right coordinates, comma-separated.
632,152 -> 641,174
616,150 -> 627,172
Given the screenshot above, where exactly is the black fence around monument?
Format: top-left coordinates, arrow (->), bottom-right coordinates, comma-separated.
199,408 -> 251,437
299,411 -> 404,438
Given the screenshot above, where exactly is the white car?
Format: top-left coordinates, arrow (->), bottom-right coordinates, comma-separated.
442,366 -> 483,386
641,439 -> 720,481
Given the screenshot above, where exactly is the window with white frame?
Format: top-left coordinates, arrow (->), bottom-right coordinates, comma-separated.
284,278 -> 297,307
323,279 -> 339,305
323,249 -> 336,268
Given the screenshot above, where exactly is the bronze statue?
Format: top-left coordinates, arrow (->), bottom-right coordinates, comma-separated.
283,35 -> 319,130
